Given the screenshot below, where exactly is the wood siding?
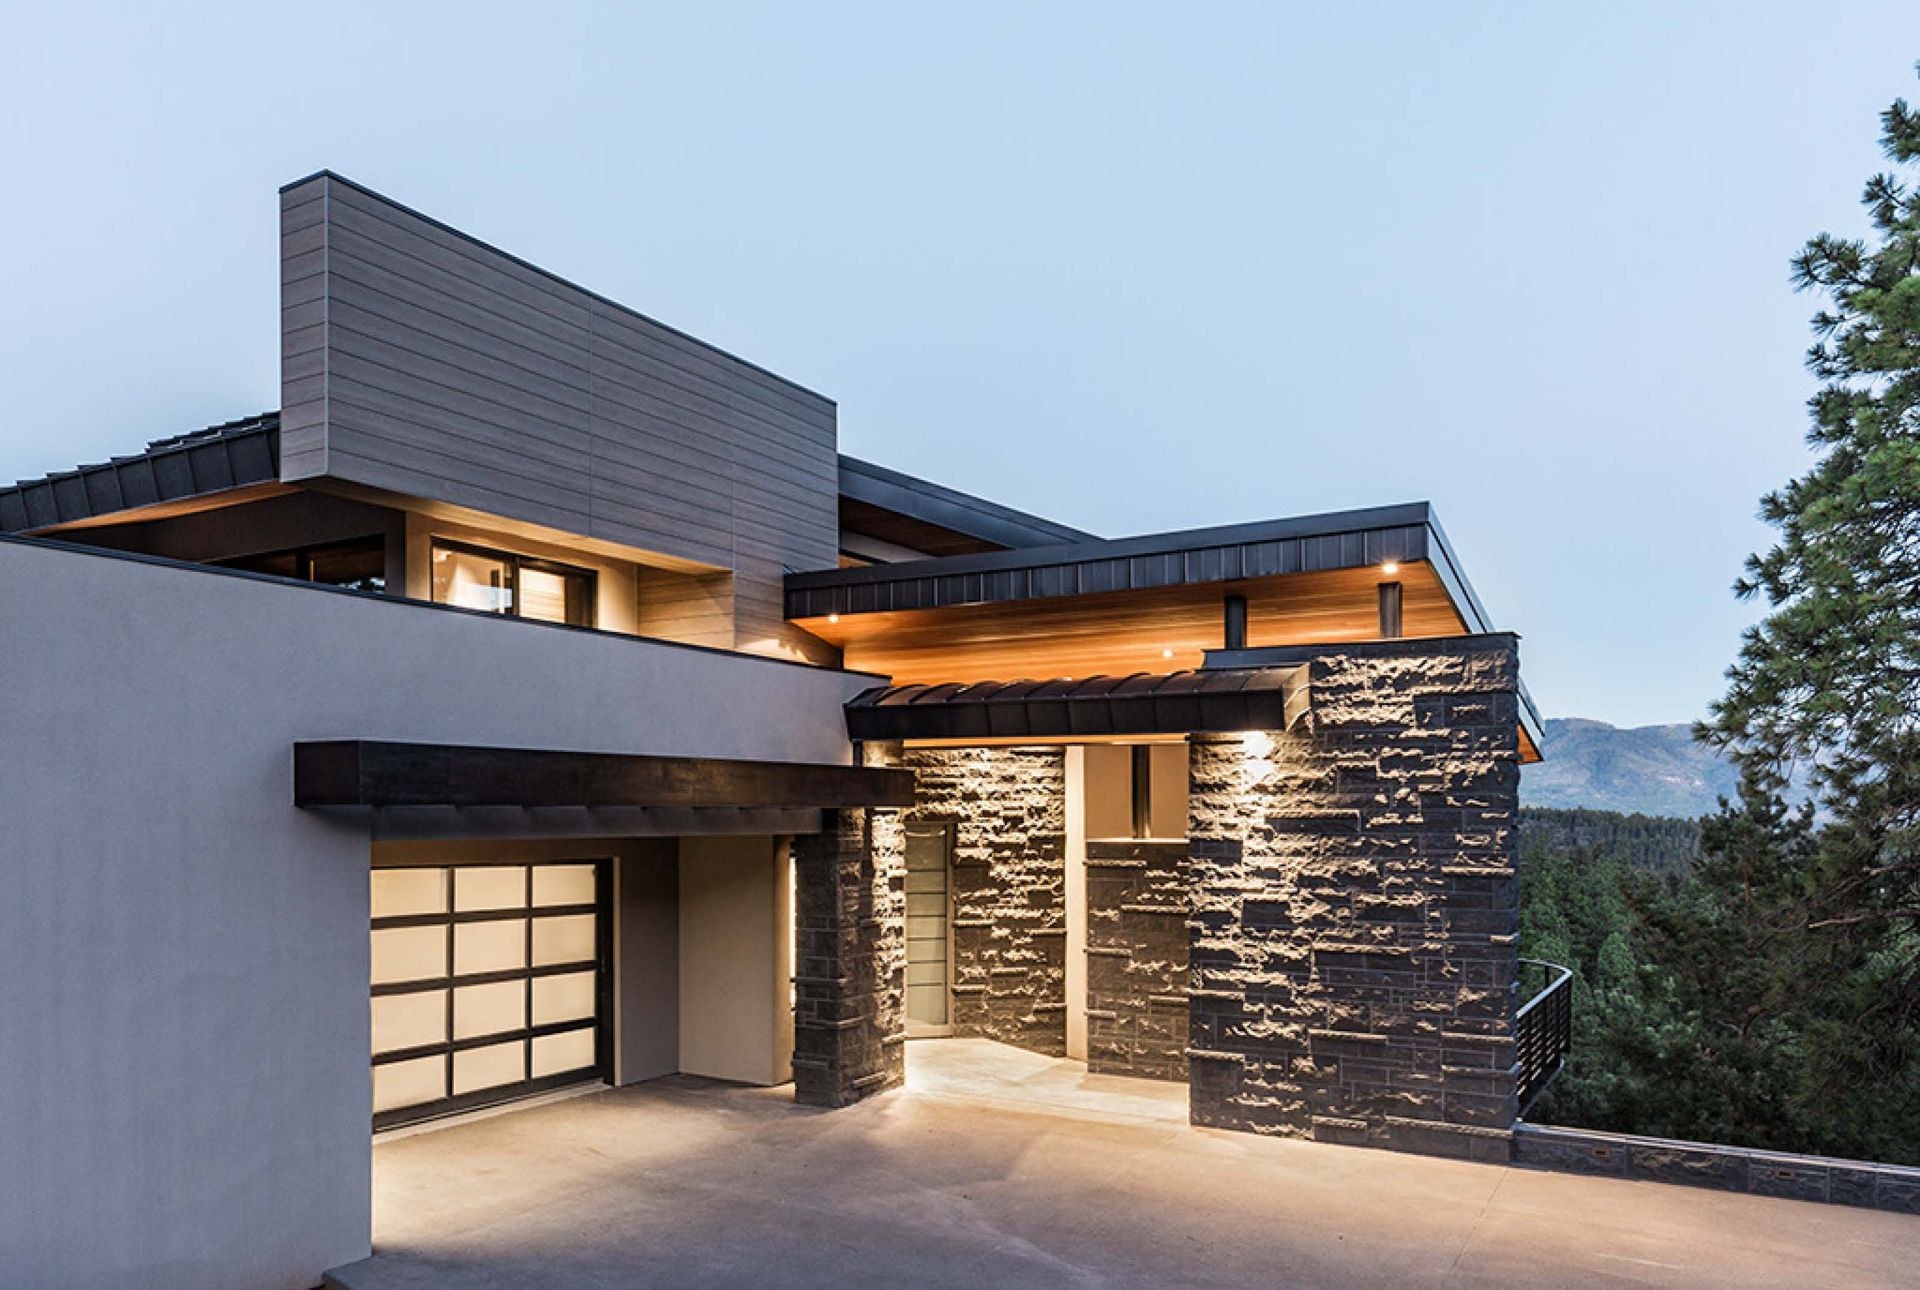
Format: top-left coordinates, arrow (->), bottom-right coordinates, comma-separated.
798,562 -> 1467,684
279,173 -> 838,661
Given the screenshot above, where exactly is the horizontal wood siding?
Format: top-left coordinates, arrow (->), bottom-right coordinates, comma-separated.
279,173 -> 838,660
635,566 -> 737,651
280,184 -> 329,481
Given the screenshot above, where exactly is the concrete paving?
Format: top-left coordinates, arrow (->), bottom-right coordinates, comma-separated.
329,1039 -> 1920,1289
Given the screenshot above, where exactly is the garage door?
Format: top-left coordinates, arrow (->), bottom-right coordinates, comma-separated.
369,861 -> 609,1130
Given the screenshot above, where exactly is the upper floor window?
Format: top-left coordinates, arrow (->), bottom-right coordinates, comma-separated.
220,536 -> 386,593
429,540 -> 595,628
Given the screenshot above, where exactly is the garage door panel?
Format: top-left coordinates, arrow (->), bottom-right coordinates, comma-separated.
532,970 -> 596,1026
533,864 -> 596,907
372,925 -> 447,985
453,1040 -> 527,1095
374,1055 -> 448,1114
373,990 -> 448,1054
454,918 -> 528,975
372,868 -> 448,918
531,914 -> 596,967
454,979 -> 527,1040
531,1027 -> 596,1078
455,866 -> 527,912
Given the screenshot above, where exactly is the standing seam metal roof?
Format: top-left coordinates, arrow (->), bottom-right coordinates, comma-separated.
0,412 -> 281,533
843,667 -> 1310,741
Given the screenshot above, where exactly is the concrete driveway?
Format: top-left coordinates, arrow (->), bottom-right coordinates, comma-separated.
328,1040 -> 1918,1288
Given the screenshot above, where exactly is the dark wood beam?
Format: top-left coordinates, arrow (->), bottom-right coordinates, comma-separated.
1378,581 -> 1403,639
294,741 -> 915,811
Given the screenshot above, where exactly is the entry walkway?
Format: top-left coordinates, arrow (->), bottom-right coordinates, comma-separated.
906,1036 -> 1188,1124
330,1040 -> 1917,1288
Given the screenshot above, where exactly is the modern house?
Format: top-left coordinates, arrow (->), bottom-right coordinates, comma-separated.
0,172 -> 1553,1289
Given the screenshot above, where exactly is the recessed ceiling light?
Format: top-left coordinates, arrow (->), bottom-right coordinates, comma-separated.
827,613 -> 840,624
1381,561 -> 1400,576
1162,648 -> 1174,659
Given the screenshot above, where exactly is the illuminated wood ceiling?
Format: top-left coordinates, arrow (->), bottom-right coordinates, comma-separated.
796,562 -> 1465,685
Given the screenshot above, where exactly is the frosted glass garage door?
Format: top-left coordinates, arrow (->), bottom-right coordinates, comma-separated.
370,860 -> 607,1129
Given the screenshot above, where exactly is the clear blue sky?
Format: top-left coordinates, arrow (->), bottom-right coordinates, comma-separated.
5,3 -> 1918,726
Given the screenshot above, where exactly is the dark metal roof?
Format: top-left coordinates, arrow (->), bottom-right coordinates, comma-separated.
294,740 -> 915,811
838,455 -> 1097,553
788,502 -> 1465,623
0,412 -> 281,533
843,667 -> 1309,742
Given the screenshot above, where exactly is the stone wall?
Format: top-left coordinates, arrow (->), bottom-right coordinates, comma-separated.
1086,840 -> 1189,1081
1187,635 -> 1522,1162
791,808 -> 906,1107
1515,1123 -> 1920,1213
899,746 -> 1068,1056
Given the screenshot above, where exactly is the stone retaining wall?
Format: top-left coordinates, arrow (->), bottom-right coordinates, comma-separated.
1186,635 -> 1523,1161
1085,840 -> 1189,1082
1516,1123 -> 1920,1213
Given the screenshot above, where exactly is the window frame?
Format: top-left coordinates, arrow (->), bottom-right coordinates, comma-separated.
216,535 -> 388,593
428,537 -> 598,629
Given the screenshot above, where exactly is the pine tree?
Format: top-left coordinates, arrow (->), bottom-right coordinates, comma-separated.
1704,68 -> 1920,944
1688,64 -> 1920,1160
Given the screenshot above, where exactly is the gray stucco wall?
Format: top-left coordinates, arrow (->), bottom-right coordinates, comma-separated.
0,539 -> 869,1289
617,843 -> 681,1085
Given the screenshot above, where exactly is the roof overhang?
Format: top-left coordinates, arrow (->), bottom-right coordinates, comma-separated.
789,501 -> 1474,623
294,741 -> 915,811
844,667 -> 1309,743
838,455 -> 1097,554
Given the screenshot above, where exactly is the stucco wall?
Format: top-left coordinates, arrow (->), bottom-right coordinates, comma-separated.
0,539 -> 869,1289
677,836 -> 794,1085
617,844 -> 682,1084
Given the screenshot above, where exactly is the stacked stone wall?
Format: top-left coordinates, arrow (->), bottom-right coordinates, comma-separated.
1187,635 -> 1522,1161
792,808 -> 905,1107
899,746 -> 1068,1056
1086,839 -> 1189,1081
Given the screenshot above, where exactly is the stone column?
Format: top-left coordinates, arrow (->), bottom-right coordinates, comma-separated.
1187,635 -> 1522,1162
791,807 -> 906,1108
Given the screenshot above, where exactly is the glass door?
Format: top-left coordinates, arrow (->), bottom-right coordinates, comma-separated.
904,823 -> 953,1037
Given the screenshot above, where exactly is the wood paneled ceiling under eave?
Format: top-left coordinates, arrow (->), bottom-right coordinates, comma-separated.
795,561 -> 1466,685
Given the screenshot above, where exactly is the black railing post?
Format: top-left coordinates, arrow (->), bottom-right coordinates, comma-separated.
1514,958 -> 1573,1112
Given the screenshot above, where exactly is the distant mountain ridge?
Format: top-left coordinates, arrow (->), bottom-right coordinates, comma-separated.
1520,717 -> 1739,818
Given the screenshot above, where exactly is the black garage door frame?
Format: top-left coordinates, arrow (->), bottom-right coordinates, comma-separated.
371,859 -> 614,1132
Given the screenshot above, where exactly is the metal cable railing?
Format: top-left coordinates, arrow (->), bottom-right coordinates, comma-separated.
1514,958 -> 1573,1111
